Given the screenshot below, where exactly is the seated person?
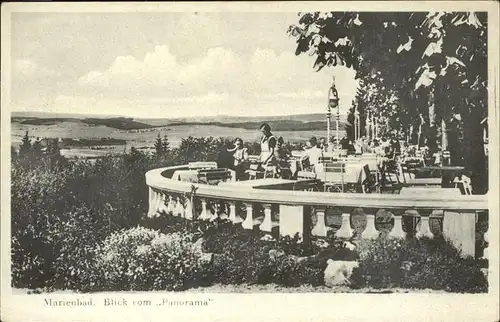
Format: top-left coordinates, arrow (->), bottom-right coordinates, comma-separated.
227,138 -> 249,180
318,137 -> 327,152
301,137 -> 323,172
275,137 -> 292,178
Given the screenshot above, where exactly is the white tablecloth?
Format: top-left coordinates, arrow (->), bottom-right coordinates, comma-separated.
316,162 -> 369,184
171,170 -> 199,183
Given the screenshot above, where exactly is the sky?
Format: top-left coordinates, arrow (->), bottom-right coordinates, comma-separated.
10,12 -> 359,118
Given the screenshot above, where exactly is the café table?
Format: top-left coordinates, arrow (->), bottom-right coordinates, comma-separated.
171,169 -> 200,183
219,178 -> 316,191
415,166 -> 466,187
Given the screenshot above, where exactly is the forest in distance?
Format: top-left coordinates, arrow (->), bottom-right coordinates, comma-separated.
11,112 -> 347,131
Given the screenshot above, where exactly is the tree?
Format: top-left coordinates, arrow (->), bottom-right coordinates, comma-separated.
162,134 -> 170,154
32,137 -> 43,158
288,11 -> 488,193
154,134 -> 163,156
19,131 -> 31,158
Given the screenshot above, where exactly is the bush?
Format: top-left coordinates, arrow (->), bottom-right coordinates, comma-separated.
95,227 -> 205,291
352,236 -> 488,293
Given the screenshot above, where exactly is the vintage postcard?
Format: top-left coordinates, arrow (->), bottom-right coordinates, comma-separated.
1,1 -> 499,322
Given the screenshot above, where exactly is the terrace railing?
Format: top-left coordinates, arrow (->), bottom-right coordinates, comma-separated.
146,165 -> 490,259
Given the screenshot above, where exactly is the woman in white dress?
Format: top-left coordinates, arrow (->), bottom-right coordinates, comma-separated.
259,123 -> 277,166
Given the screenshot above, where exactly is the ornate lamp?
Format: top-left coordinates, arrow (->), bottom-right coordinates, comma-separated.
328,76 -> 339,149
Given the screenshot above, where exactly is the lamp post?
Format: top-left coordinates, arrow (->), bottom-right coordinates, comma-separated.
328,76 -> 339,150
355,109 -> 360,141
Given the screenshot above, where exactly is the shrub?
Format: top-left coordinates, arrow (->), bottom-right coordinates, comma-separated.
273,256 -> 327,287
94,227 -> 204,291
352,236 -> 488,293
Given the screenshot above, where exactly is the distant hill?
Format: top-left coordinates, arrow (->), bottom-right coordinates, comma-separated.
12,116 -> 169,131
11,112 -> 347,131
167,120 -> 346,131
137,113 -> 342,124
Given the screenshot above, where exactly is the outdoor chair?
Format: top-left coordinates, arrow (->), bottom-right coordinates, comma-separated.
297,171 -> 317,180
322,162 -> 345,193
318,156 -> 338,164
295,171 -> 319,191
454,174 -> 472,195
246,163 -> 278,180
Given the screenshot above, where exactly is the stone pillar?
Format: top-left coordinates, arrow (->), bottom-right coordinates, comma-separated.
184,198 -> 193,220
311,207 -> 328,237
241,203 -> 254,230
199,199 -> 209,221
336,213 -> 353,239
259,204 -> 273,232
361,214 -> 379,239
158,192 -> 168,214
166,195 -> 175,215
389,211 -> 406,239
228,201 -> 243,223
442,210 -> 476,258
416,214 -> 434,239
147,187 -> 159,217
279,204 -> 305,239
483,230 -> 489,260
175,196 -> 184,217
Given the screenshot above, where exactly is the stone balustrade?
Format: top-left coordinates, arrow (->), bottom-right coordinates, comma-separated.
146,165 -> 489,258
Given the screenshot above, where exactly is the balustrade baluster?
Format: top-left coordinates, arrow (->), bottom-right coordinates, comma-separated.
311,207 -> 328,237
228,201 -> 243,223
389,210 -> 406,239
157,192 -> 168,215
210,200 -> 220,221
218,201 -> 229,220
361,214 -> 379,239
152,189 -> 163,217
336,213 -> 353,239
241,203 -> 254,230
175,196 -> 184,217
184,197 -> 193,220
483,230 -> 489,260
165,195 -> 174,215
147,187 -> 157,217
416,210 -> 434,239
259,204 -> 273,232
199,199 -> 210,221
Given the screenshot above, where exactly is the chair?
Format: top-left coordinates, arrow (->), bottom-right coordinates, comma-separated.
415,149 -> 426,166
246,163 -> 278,180
297,171 -> 317,180
246,163 -> 264,180
322,162 -> 345,193
295,171 -> 318,191
454,174 -> 472,195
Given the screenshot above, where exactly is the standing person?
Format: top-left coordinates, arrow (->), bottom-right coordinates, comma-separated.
259,123 -> 277,167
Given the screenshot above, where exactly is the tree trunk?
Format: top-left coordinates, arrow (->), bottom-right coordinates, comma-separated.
462,107 -> 487,194
428,87 -> 438,153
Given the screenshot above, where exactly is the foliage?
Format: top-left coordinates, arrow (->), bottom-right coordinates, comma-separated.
288,12 -> 488,193
352,235 -> 488,293
11,132 -> 488,293
94,227 -> 204,291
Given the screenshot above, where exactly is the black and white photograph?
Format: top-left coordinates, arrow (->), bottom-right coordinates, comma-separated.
1,2 -> 499,322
